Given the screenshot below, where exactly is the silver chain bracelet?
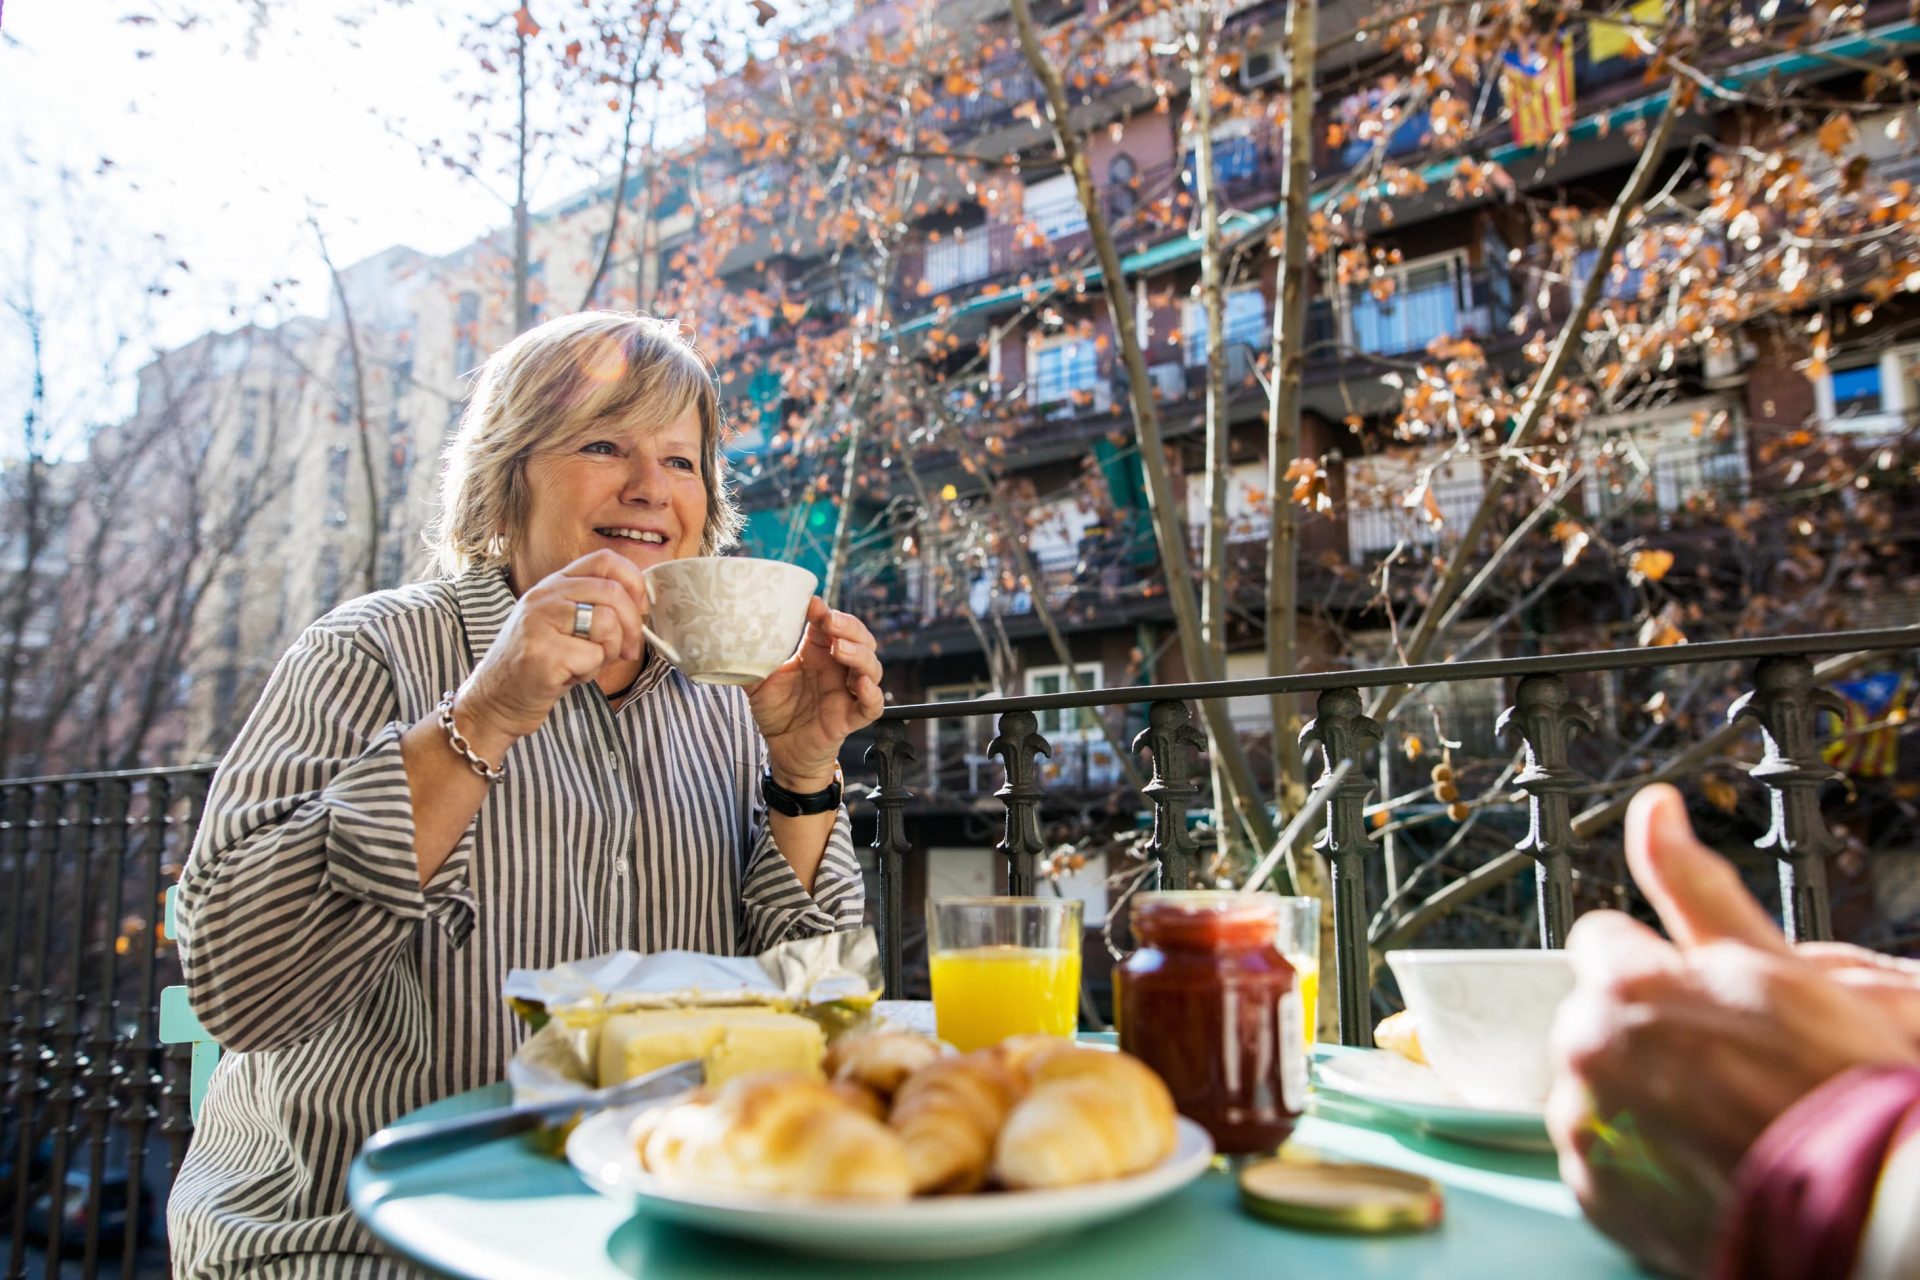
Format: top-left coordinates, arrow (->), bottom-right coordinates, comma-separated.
437,691 -> 507,784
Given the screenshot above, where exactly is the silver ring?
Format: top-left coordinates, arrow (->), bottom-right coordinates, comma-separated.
570,601 -> 594,639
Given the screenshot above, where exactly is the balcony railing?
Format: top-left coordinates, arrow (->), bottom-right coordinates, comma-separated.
2,765 -> 212,1278
893,130 -> 1287,305
862,627 -> 1920,1044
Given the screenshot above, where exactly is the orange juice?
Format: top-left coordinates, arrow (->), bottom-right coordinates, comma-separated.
928,945 -> 1081,1051
1290,957 -> 1320,1047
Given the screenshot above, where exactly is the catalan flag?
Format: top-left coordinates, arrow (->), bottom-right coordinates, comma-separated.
1501,37 -> 1577,149
1823,672 -> 1911,779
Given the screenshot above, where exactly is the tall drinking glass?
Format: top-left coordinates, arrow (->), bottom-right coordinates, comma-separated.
1273,896 -> 1322,1046
926,896 -> 1083,1051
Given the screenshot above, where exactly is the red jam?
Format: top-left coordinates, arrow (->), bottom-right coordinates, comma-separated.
1116,891 -> 1305,1155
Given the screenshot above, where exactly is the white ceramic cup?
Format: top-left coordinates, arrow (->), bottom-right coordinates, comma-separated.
640,557 -> 818,685
1383,949 -> 1575,1110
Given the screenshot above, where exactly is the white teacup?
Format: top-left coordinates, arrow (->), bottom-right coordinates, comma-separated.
1383,949 -> 1575,1110
641,557 -> 818,685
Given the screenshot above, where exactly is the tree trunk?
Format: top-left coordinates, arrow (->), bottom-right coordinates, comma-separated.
1186,13 -> 1241,867
1010,0 -> 1277,856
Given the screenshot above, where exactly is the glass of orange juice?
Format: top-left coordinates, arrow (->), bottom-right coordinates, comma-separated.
1273,895 -> 1321,1047
926,896 -> 1083,1051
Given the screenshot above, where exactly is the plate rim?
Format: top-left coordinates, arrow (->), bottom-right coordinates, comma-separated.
566,1104 -> 1216,1225
1314,1048 -> 1547,1126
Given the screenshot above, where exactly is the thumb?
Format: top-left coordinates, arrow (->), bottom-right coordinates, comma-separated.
1627,783 -> 1788,955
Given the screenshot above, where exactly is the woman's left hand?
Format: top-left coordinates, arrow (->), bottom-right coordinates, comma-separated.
748,599 -> 884,789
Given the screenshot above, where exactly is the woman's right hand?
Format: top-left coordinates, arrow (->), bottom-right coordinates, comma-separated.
455,550 -> 650,743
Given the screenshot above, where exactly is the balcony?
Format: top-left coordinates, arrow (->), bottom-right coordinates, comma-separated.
893,129 -> 1287,307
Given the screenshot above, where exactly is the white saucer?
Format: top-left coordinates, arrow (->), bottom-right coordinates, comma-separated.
1313,1049 -> 1553,1153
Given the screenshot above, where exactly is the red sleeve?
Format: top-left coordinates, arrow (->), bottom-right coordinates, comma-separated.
1711,1065 -> 1920,1280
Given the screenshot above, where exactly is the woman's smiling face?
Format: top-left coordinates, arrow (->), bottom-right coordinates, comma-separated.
509,401 -> 711,592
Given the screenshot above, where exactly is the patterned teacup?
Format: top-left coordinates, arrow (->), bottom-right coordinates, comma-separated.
641,557 -> 818,685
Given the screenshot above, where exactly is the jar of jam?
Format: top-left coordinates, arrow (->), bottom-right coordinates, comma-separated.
1116,890 -> 1306,1155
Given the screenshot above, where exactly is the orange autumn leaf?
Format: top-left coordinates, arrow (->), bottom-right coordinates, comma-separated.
1630,548 -> 1676,583
1817,112 -> 1858,158
513,6 -> 540,38
1702,774 -> 1740,813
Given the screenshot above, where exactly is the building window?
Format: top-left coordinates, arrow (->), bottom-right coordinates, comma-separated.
1107,153 -> 1139,218
1023,173 -> 1089,243
1347,254 -> 1469,356
327,446 -> 351,525
238,388 -> 261,460
318,547 -> 342,614
1030,337 -> 1100,407
1024,662 -> 1103,737
925,682 -> 994,794
924,229 -> 993,293
1346,450 -> 1487,562
1182,287 -> 1269,369
1830,365 -> 1884,415
453,290 -> 481,376
1584,409 -> 1749,520
1815,348 -> 1917,435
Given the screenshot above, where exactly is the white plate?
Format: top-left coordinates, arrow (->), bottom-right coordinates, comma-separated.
1313,1049 -> 1553,1153
566,1105 -> 1215,1260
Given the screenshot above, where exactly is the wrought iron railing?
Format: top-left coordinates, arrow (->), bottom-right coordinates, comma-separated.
2,765 -> 213,1280
863,628 -> 1920,1046
5,626 -> 1916,1264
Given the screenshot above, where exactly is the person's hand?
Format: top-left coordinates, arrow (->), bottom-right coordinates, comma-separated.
747,598 -> 884,789
457,550 -> 648,743
1546,784 -> 1920,1277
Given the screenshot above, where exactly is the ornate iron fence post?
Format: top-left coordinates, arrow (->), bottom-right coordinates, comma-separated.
7,785 -> 55,1280
41,781 -> 96,1268
989,710 -> 1052,895
121,773 -> 173,1280
1132,701 -> 1205,890
865,721 -> 916,998
1300,688 -> 1380,1047
83,779 -> 132,1277
1730,655 -> 1843,942
1499,674 -> 1594,948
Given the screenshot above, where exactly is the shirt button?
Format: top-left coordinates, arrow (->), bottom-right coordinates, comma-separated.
613,861 -> 629,878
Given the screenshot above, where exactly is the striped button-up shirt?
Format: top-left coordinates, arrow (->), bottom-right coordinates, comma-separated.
168,565 -> 865,1279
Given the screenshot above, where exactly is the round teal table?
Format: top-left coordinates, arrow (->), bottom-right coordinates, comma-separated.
348,1059 -> 1640,1279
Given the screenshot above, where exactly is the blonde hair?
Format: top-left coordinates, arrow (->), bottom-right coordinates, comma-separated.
429,311 -> 745,577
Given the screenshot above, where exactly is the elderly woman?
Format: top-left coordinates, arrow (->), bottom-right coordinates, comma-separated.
167,312 -> 882,1279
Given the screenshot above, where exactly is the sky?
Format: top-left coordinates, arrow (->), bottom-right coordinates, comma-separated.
0,1 -> 711,454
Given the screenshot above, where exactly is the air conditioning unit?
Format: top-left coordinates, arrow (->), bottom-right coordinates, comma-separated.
1241,47 -> 1284,89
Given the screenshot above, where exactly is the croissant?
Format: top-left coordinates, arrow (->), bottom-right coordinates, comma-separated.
824,1030 -> 943,1099
827,1078 -> 888,1122
1375,1010 -> 1427,1065
888,1048 -> 1026,1194
992,1046 -> 1177,1189
641,1072 -> 912,1200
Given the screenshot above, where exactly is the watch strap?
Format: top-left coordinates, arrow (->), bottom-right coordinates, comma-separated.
762,769 -> 843,817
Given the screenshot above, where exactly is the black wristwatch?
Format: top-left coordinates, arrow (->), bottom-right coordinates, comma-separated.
762,768 -> 843,817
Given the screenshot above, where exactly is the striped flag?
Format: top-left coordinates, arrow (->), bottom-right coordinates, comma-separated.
1502,37 -> 1577,148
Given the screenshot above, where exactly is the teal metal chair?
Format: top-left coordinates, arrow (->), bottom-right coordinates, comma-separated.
158,885 -> 222,1122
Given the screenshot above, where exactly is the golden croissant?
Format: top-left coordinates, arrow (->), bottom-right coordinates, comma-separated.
641,1071 -> 912,1200
992,1045 -> 1177,1189
824,1030 -> 944,1099
1375,1010 -> 1427,1065
888,1048 -> 1026,1194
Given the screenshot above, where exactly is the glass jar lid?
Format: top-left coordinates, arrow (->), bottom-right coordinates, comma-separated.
1237,1158 -> 1444,1234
